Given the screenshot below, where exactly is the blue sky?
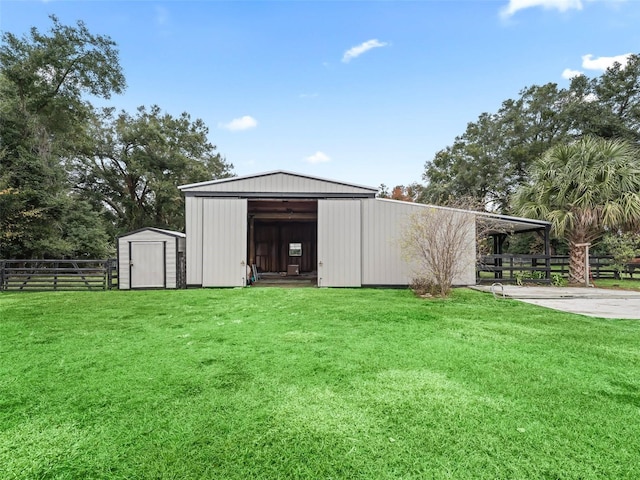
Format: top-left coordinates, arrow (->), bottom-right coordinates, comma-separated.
2,0 -> 639,189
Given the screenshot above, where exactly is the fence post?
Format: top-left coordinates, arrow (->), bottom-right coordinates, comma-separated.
0,260 -> 4,291
106,259 -> 113,290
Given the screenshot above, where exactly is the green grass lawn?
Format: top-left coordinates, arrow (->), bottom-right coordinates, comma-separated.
1,288 -> 639,479
592,278 -> 640,291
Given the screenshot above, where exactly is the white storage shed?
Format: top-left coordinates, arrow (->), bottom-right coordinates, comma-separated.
117,228 -> 186,289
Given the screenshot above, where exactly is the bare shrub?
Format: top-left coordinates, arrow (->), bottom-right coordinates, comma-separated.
401,206 -> 476,297
409,277 -> 437,297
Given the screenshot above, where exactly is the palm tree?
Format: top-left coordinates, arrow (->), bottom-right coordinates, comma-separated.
515,136 -> 640,284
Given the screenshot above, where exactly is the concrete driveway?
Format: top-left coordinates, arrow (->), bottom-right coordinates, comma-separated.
471,285 -> 640,320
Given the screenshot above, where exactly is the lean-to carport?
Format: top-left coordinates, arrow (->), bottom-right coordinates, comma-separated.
476,213 -> 552,283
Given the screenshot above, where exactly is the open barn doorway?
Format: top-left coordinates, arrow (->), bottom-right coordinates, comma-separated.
247,200 -> 317,282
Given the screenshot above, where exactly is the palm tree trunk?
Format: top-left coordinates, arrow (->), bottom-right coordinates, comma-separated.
569,242 -> 585,285
568,241 -> 587,285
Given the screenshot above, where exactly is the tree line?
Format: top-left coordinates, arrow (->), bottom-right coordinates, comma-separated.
0,16 -> 233,259
381,56 -> 640,212
420,55 -> 640,213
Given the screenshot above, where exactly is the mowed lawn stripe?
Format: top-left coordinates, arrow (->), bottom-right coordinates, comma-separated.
1,288 -> 639,479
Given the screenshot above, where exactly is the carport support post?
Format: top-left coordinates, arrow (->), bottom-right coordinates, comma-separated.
493,234 -> 506,279
544,225 -> 551,281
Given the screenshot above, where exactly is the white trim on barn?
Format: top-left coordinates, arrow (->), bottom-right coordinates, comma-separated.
117,228 -> 186,290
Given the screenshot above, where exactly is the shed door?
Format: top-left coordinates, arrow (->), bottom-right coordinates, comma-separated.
318,199 -> 361,287
130,241 -> 165,288
202,198 -> 248,287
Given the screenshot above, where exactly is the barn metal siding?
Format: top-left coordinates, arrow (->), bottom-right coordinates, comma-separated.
202,198 -> 248,287
117,229 -> 185,289
362,199 -> 477,286
448,210 -> 477,285
185,196 -> 204,285
317,199 -> 362,287
181,171 -> 376,196
361,199 -> 413,285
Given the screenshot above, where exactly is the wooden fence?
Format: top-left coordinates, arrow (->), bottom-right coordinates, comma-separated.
0,259 -> 117,291
1,256 -> 636,290
478,254 -> 638,284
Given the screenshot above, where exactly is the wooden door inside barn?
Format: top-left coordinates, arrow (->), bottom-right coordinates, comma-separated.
248,199 -> 318,274
253,222 -> 317,273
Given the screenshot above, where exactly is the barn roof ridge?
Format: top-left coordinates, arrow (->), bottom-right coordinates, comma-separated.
178,170 -> 378,192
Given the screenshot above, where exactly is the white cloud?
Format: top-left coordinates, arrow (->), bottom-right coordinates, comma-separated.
155,6 -> 169,26
582,53 -> 633,71
561,68 -> 583,79
583,93 -> 599,103
219,116 -> 258,132
342,39 -> 388,63
305,151 -> 331,164
500,0 -> 583,18
562,52 -> 632,82
567,90 -> 599,103
35,65 -> 56,84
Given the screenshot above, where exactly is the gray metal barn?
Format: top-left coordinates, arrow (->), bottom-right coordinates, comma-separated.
117,228 -> 186,289
179,170 -> 498,288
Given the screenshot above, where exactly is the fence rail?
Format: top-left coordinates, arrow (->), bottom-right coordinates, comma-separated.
0,259 -> 117,291
478,254 -> 638,284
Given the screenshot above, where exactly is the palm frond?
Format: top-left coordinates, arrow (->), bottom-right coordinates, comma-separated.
515,136 -> 640,240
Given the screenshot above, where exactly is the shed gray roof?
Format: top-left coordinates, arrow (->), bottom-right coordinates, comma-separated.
118,227 -> 186,239
179,170 -> 378,197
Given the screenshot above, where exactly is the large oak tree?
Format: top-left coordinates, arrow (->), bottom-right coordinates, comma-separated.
73,105 -> 233,233
0,16 -> 125,258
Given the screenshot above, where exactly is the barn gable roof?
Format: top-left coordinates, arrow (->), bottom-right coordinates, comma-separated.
179,170 -> 378,197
